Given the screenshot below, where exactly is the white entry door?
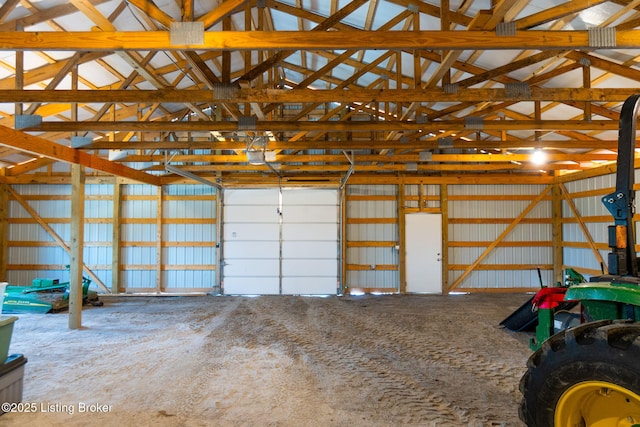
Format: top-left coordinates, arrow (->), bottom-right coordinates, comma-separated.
222,188 -> 338,295
405,213 -> 442,294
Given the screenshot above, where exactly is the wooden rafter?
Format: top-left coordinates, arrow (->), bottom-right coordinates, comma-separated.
0,126 -> 160,185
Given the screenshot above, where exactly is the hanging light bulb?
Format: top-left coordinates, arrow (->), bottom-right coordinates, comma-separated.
532,149 -> 546,165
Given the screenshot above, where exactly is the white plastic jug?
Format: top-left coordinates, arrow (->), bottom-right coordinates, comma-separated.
0,283 -> 6,315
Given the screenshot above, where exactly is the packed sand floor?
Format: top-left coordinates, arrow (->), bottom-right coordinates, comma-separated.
2,293 -> 534,426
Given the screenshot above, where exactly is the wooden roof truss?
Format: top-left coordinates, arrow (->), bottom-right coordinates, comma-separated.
0,0 -> 639,185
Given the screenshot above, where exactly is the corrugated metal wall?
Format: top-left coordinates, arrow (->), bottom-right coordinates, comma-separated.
7,184 -> 71,286
562,172 -> 620,277
162,185 -> 217,292
120,184 -> 158,290
7,176 -> 616,294
447,184 -> 553,290
345,185 -> 399,291
84,184 -> 114,288
6,183 -> 217,294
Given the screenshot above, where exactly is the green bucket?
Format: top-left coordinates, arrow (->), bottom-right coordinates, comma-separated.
0,316 -> 18,363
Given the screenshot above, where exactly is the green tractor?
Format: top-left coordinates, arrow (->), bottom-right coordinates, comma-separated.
519,95 -> 640,425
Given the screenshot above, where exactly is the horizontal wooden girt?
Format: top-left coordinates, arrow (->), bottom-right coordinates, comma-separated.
0,30 -> 636,51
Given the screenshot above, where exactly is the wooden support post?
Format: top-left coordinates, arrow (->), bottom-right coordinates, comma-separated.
69,164 -> 85,330
582,61 -> 592,120
398,182 -> 406,293
552,182 -> 564,285
111,181 -> 121,293
14,23 -> 23,117
222,16 -> 231,83
0,180 -> 8,281
340,188 -> 347,294
440,184 -> 450,293
215,189 -> 223,293
156,186 -> 163,293
396,51 -> 402,117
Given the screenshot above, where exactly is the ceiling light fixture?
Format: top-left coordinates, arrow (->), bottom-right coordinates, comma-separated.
246,135 -> 267,165
532,149 -> 547,166
246,150 -> 265,165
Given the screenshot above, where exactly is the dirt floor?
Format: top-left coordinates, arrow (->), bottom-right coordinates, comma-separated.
1,292 -> 535,426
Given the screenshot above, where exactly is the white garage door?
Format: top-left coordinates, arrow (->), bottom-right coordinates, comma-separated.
223,189 -> 281,294
222,188 -> 338,295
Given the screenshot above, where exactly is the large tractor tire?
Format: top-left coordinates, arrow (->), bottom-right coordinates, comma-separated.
519,320 -> 640,426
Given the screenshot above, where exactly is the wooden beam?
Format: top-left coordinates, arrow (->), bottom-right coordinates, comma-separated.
84,138 -> 618,151
237,0 -> 369,82
70,0 -> 115,31
182,0 -> 194,22
0,125 -> 160,186
552,183 -> 563,285
398,183 -> 405,293
166,162 -> 581,173
514,0 -> 608,30
0,87 -> 635,104
0,0 -> 20,23
386,0 -> 471,27
1,0 -> 113,31
0,52 -> 109,90
440,184 -> 450,293
0,181 -> 7,281
156,186 -> 163,293
121,152 -> 617,164
198,0 -> 250,28
340,189 -> 346,293
69,163 -> 85,329
125,0 -> 174,28
112,181 -> 121,293
21,119 -> 620,133
0,30 -> 638,51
